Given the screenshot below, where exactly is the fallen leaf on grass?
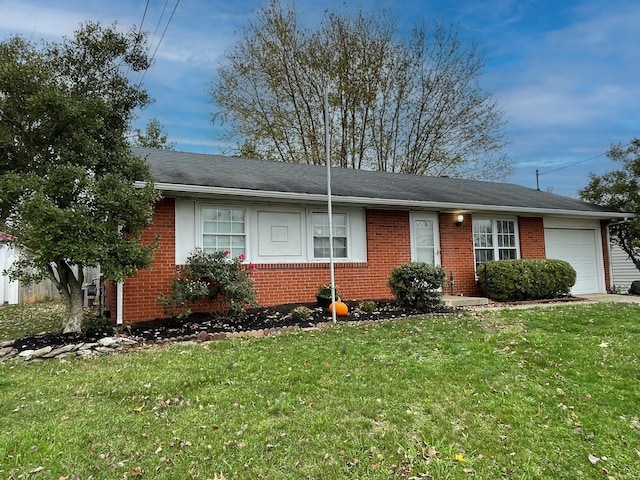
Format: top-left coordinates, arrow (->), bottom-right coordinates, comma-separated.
588,454 -> 600,464
29,466 -> 44,474
455,454 -> 466,462
207,474 -> 227,480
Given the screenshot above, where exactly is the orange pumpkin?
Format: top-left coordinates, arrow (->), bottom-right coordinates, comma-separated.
329,301 -> 349,317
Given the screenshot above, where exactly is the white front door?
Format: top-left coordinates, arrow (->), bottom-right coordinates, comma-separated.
410,212 -> 441,265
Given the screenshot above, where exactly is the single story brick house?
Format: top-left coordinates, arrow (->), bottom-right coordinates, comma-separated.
104,147 -> 629,324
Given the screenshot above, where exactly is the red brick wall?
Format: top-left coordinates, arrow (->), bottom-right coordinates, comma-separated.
110,200 -> 607,323
111,206 -> 415,323
439,213 -> 481,296
252,209 -> 411,305
518,217 -> 546,258
104,198 -> 176,323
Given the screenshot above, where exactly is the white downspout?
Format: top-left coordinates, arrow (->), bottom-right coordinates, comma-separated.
116,280 -> 124,325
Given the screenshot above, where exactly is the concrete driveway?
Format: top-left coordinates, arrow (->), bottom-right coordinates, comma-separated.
578,293 -> 640,304
443,293 -> 640,309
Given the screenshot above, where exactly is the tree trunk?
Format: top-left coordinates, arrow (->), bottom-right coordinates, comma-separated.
63,286 -> 84,333
62,265 -> 84,333
48,261 -> 85,334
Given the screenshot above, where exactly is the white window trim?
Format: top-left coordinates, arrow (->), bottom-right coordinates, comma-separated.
308,209 -> 352,262
196,203 -> 250,259
472,216 -> 520,273
180,200 -> 366,264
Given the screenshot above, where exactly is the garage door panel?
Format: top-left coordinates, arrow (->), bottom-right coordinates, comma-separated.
544,228 -> 601,295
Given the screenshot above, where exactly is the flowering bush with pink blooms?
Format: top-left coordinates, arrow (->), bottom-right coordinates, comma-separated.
159,248 -> 258,318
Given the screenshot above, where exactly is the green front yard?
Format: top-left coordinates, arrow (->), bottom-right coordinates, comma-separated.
1,303 -> 639,479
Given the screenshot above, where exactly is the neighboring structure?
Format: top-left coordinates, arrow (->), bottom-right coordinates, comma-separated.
610,243 -> 640,292
104,147 -> 630,324
1,232 -> 100,305
0,232 -> 19,304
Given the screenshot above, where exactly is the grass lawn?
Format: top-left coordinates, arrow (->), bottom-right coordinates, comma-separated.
0,301 -> 66,341
1,302 -> 639,479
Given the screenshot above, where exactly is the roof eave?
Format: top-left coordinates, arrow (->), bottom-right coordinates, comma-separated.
140,182 -> 632,220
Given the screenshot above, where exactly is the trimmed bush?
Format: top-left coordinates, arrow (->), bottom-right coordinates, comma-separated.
477,259 -> 576,302
388,262 -> 446,311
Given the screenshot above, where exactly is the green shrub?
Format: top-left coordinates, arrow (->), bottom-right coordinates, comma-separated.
477,259 -> 576,302
358,300 -> 377,313
388,262 -> 446,311
159,249 -> 258,318
290,306 -> 312,322
82,314 -> 114,333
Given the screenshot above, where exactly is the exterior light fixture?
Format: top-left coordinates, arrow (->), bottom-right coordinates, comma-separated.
455,214 -> 464,226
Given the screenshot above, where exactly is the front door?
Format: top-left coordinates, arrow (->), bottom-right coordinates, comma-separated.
410,212 -> 441,265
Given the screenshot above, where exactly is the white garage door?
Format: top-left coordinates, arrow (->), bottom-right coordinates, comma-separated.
544,228 -> 602,294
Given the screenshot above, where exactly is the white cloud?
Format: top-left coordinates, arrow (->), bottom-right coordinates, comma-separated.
0,1 -> 87,39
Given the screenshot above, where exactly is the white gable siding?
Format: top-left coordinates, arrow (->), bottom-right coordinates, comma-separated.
610,244 -> 640,292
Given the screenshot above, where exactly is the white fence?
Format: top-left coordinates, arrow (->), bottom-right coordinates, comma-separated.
0,243 -> 19,304
1,243 -> 100,305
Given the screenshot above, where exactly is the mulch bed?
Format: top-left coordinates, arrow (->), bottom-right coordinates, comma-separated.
8,296 -> 588,354
10,300 -> 456,353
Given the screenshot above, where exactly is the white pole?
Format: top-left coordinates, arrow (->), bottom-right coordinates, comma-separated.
324,87 -> 337,323
116,280 -> 124,325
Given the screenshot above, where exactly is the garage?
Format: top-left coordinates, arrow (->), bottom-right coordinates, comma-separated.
544,225 -> 604,294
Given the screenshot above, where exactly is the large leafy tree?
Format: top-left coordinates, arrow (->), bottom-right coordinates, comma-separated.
210,0 -> 511,180
579,138 -> 640,271
0,22 -> 160,333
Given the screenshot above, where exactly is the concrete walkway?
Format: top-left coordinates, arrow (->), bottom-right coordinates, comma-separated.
442,293 -> 640,310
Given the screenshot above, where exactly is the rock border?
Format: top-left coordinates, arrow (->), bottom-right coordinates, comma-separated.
0,323 -> 341,363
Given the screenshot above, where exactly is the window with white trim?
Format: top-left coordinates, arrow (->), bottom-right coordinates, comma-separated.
473,218 -> 518,269
201,206 -> 246,257
311,212 -> 348,259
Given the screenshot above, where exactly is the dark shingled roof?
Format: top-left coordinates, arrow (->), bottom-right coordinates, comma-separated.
133,147 -> 624,218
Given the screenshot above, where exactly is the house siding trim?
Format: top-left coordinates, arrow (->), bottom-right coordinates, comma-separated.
141,182 -> 629,220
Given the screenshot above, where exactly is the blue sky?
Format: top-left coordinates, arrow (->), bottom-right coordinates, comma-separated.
1,0 -> 639,197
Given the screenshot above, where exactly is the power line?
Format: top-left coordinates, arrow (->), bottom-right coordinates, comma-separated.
538,151 -> 606,176
125,0 -> 151,79
535,142 -> 631,190
137,0 -> 181,88
148,0 -> 170,56
138,0 -> 151,36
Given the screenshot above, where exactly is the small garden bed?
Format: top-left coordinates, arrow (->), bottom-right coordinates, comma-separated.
6,300 -> 457,354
